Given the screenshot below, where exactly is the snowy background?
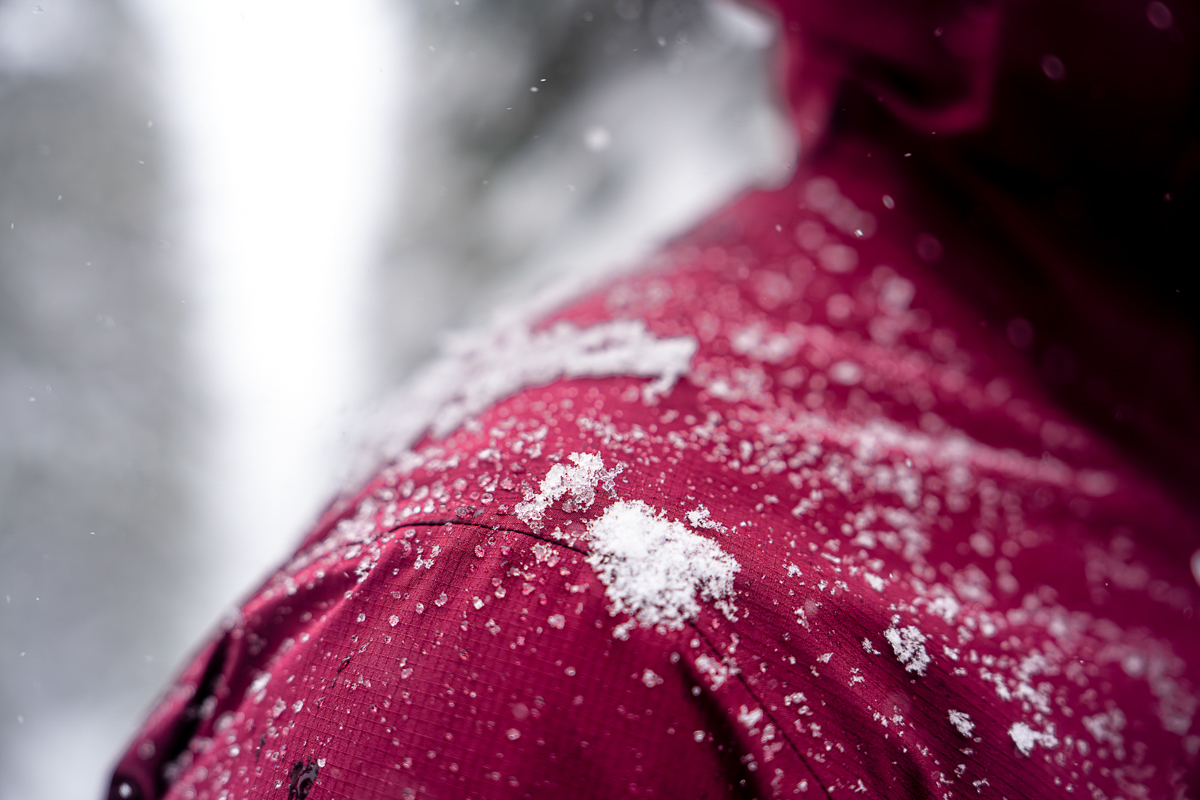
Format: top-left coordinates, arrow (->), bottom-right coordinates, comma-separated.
0,0 -> 792,797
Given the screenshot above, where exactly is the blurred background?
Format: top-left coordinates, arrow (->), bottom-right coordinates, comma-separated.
0,0 -> 792,797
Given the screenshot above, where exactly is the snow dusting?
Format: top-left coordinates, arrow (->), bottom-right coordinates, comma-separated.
370,319 -> 698,467
738,705 -> 764,728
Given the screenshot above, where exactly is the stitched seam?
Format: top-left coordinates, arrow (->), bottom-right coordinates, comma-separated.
689,622 -> 834,799
385,517 -> 586,555
395,517 -> 829,796
385,517 -> 828,795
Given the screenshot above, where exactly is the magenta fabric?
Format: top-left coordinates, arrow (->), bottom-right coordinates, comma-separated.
109,148 -> 1200,798
109,4 -> 1200,799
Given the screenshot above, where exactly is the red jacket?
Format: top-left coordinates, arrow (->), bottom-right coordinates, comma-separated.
110,3 -> 1200,798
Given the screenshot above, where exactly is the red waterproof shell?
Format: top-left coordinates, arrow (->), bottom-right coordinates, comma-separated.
110,3 -> 1200,798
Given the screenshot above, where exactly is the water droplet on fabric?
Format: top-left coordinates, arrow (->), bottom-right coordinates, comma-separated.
853,218 -> 876,239
915,233 -> 943,263
829,361 -> 863,386
1006,318 -> 1034,350
1148,1 -> 1174,29
803,178 -> 840,215
794,219 -> 825,251
1041,54 -> 1066,81
818,244 -> 858,274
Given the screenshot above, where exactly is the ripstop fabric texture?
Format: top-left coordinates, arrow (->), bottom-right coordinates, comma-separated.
109,129 -> 1200,798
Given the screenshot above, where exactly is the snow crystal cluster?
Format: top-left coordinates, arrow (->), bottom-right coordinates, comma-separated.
685,504 -> 725,532
515,452 -> 619,531
1008,721 -> 1059,756
884,622 -> 931,676
948,709 -> 975,737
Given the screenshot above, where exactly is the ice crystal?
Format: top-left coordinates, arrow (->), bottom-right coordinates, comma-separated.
515,452 -> 618,531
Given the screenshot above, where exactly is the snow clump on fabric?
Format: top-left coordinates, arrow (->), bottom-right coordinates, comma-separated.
586,500 -> 740,636
513,454 -> 739,637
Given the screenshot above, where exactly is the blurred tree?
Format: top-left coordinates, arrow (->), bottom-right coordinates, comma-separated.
0,1 -> 199,797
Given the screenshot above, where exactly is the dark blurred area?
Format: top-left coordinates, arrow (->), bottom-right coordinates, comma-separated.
949,0 -> 1200,509
771,0 -> 1200,509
